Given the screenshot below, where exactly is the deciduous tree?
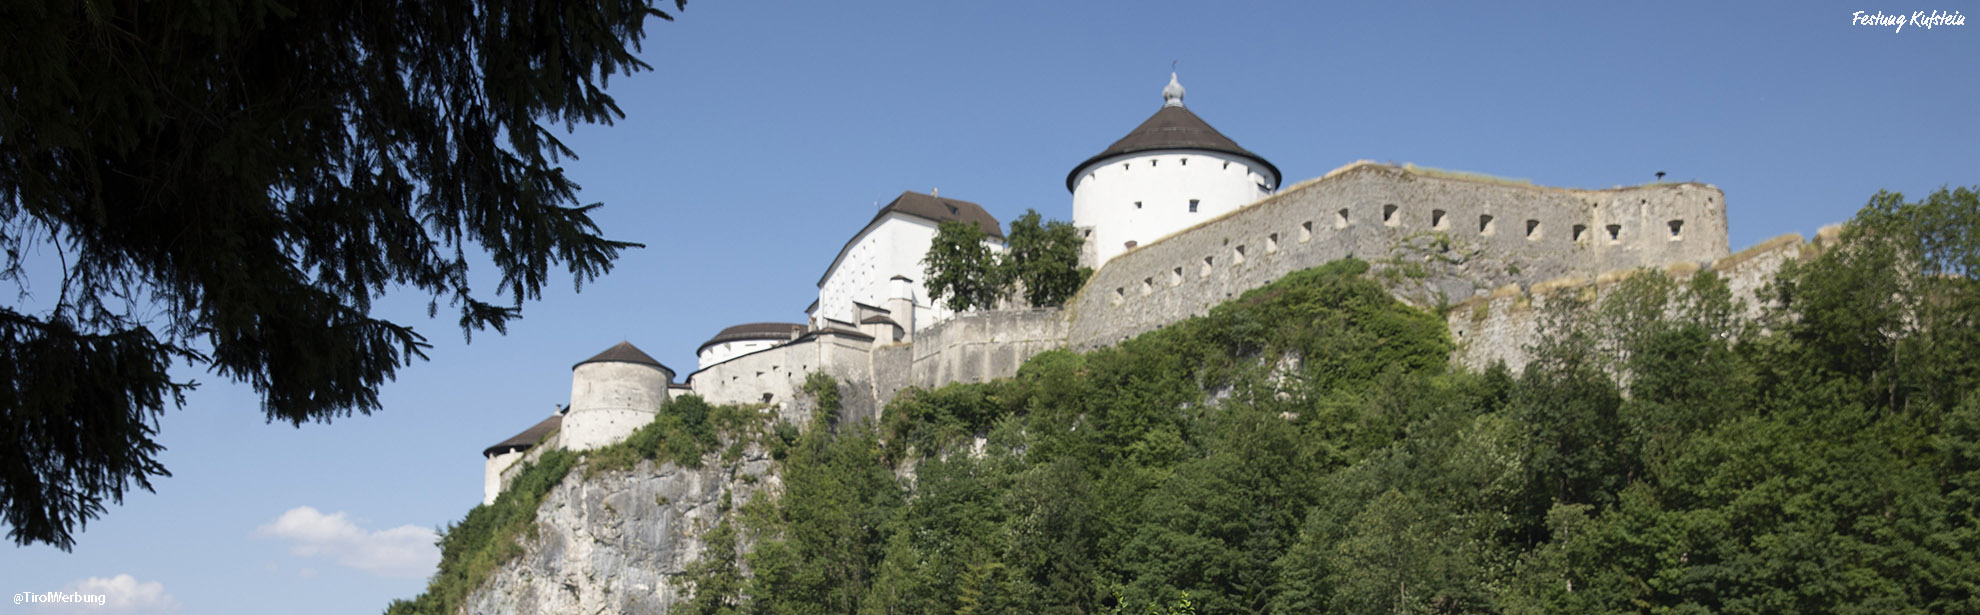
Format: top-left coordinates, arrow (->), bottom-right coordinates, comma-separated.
924,220 -> 1009,312
1005,210 -> 1091,308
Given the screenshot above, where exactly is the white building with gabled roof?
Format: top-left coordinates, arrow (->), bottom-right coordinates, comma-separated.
809,190 -> 1005,334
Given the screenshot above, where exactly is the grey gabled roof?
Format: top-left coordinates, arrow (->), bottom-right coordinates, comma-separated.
573,341 -> 671,373
483,413 -> 562,457
1066,105 -> 1279,191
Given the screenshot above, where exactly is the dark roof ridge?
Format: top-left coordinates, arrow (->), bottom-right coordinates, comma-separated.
574,341 -> 671,373
817,191 -> 1005,288
697,323 -> 808,354
482,413 -> 563,457
1066,105 -> 1278,192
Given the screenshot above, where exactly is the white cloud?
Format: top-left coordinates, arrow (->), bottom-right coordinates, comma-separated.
30,574 -> 181,614
254,506 -> 439,579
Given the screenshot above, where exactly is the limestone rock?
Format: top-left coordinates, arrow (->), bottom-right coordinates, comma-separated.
464,447 -> 776,615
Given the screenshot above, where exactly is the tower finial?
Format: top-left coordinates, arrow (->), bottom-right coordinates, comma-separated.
1162,70 -> 1185,108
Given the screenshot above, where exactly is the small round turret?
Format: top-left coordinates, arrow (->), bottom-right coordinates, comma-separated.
1069,73 -> 1279,266
559,341 -> 673,451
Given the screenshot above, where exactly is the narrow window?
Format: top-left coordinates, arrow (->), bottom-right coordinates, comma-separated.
1181,158 -> 1188,166
1667,220 -> 1684,240
1267,233 -> 1280,253
1134,201 -> 1142,209
1141,278 -> 1153,295
1525,220 -> 1542,240
1123,163 -> 1130,171
1479,214 -> 1496,236
1151,159 -> 1158,167
1431,209 -> 1448,230
1222,161 -> 1231,170
1336,208 -> 1350,229
1171,267 -> 1183,286
1572,224 -> 1587,242
1300,221 -> 1314,242
1382,204 -> 1400,226
1201,256 -> 1214,277
1188,199 -> 1199,213
1234,245 -> 1247,265
1606,224 -> 1622,242
1113,288 -> 1125,304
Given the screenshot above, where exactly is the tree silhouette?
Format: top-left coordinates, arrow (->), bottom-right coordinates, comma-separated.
0,0 -> 684,549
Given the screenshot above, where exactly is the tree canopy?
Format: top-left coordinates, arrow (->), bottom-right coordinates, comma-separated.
0,0 -> 683,549
922,220 -> 1008,312
923,209 -> 1090,312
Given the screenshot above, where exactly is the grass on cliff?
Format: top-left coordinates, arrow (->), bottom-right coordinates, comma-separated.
587,394 -> 769,474
383,448 -> 575,615
383,394 -> 769,615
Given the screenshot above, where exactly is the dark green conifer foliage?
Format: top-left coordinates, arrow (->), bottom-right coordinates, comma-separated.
0,0 -> 680,548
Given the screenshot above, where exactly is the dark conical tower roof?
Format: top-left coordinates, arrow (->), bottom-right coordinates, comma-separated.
573,341 -> 671,373
1066,74 -> 1278,191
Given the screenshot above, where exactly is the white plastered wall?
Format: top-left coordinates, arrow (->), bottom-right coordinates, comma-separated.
698,338 -> 783,370
1073,150 -> 1276,266
817,213 -> 1003,333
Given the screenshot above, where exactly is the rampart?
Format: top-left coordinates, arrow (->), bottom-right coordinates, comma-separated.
1445,229 -> 1828,371
688,329 -> 883,425
1065,162 -> 1730,349
906,308 -> 1068,389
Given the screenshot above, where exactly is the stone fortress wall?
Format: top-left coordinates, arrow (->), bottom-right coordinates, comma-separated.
488,161 -> 1781,503
1064,162 -> 1731,349
683,160 -> 1737,407
1446,229 -> 1827,372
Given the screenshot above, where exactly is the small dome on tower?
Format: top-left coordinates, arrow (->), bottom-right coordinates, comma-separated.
1162,72 -> 1186,108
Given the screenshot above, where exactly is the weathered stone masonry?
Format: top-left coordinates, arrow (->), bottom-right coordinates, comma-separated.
1065,162 -> 1730,349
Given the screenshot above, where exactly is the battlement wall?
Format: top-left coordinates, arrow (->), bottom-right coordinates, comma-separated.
1065,162 -> 1731,349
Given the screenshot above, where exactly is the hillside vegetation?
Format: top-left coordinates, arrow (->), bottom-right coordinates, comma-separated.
394,187 -> 1980,615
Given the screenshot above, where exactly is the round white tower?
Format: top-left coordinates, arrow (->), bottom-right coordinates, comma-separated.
559,341 -> 673,451
1069,73 -> 1280,266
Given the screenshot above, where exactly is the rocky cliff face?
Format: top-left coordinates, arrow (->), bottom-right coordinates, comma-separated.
464,447 -> 775,614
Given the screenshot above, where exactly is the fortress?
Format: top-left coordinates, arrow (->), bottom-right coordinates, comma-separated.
478,74 -> 1797,505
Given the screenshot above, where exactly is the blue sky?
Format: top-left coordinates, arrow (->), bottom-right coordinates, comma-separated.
6,2 -> 1976,613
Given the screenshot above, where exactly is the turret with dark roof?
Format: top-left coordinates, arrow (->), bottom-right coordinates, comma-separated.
573,340 -> 671,373
1066,73 -> 1279,191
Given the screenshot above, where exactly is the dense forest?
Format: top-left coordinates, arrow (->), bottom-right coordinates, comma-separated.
393,187 -> 1978,615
